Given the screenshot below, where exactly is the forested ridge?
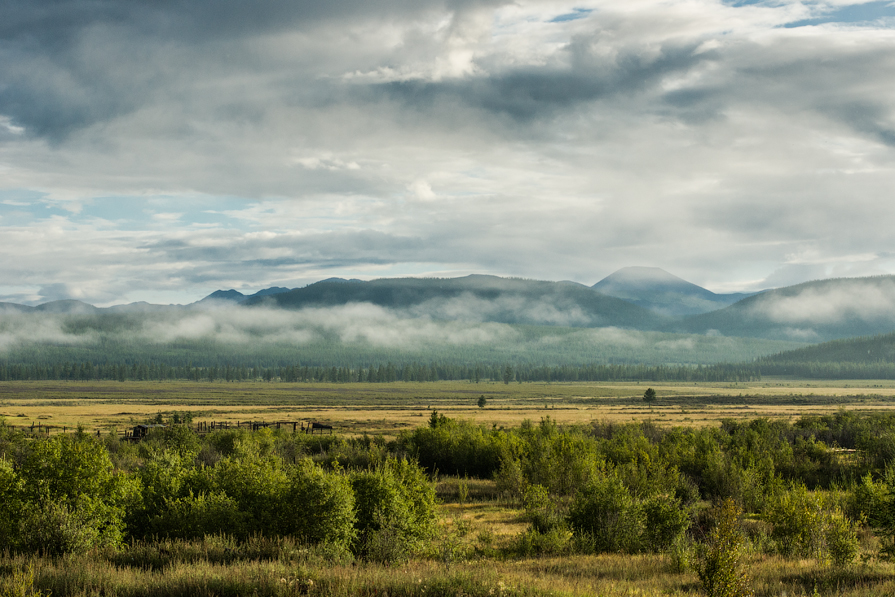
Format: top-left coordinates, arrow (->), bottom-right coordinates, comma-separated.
757,332 -> 895,379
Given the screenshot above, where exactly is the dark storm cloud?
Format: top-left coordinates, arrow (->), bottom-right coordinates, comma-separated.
374,39 -> 706,121
0,0 -> 511,140
824,102 -> 895,147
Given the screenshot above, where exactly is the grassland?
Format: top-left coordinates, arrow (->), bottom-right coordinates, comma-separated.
6,379 -> 895,596
3,481 -> 895,597
3,378 -> 895,435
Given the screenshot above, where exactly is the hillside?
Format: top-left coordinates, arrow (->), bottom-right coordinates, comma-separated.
753,331 -> 895,378
593,266 -> 754,317
761,332 -> 895,365
244,275 -> 669,329
671,276 -> 895,342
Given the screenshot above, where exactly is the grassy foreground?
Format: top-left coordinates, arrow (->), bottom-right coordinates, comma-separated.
2,496 -> 895,597
5,380 -> 895,596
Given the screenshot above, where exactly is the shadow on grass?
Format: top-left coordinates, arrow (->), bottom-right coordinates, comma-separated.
771,568 -> 894,596
105,535 -> 348,571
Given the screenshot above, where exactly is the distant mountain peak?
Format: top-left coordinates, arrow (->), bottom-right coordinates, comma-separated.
316,277 -> 364,284
196,286 -> 293,304
597,266 -> 694,288
33,299 -> 99,314
594,267 -> 754,317
594,267 -> 711,297
201,289 -> 245,302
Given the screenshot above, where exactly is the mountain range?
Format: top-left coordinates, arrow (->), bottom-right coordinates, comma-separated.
4,268 -> 895,344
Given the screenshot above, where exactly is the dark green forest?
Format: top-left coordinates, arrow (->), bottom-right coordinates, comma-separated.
757,332 -> 895,379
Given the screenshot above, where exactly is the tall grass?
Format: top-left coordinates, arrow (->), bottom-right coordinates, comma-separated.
3,538 -> 894,597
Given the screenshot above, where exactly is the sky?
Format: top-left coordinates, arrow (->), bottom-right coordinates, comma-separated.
1,0 -> 895,307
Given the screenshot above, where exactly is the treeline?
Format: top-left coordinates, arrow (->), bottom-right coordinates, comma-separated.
756,360 -> 895,379
754,331 -> 895,379
0,360 -> 762,383
760,331 -> 895,365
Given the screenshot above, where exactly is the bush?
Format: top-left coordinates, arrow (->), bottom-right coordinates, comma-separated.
14,435 -> 134,553
280,459 -> 356,548
350,458 -> 436,560
764,483 -> 826,558
826,509 -> 860,568
568,472 -> 644,554
668,533 -> 697,573
697,498 -> 753,597
494,454 -> 526,501
17,499 -> 107,555
642,493 -> 691,551
0,458 -> 22,549
129,449 -> 190,537
205,453 -> 288,534
400,419 -> 503,478
511,527 -> 573,556
520,418 -> 600,496
522,484 -> 566,533
850,466 -> 895,557
764,482 -> 858,564
149,491 -> 248,539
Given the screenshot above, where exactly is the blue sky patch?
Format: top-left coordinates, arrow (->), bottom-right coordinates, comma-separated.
550,8 -> 593,22
784,1 -> 895,28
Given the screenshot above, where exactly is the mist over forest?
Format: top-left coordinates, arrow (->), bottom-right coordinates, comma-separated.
1,270 -> 895,376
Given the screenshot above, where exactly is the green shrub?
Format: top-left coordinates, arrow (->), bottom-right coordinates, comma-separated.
520,418 -> 600,496
642,493 -> 691,551
568,472 -> 644,554
15,435 -> 134,553
494,454 -> 526,501
697,498 -> 753,597
764,483 -> 827,558
668,533 -> 697,573
850,467 -> 895,557
149,491 -> 248,539
350,458 -> 436,560
17,499 -> 107,555
0,458 -> 22,549
511,527 -> 573,556
205,453 -> 288,534
522,484 -> 566,533
763,482 -> 858,564
825,509 -> 860,568
280,459 -> 356,548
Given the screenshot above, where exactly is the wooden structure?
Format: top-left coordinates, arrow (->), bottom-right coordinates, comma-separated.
303,421 -> 334,435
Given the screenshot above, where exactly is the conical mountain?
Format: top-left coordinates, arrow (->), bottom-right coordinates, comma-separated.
593,267 -> 753,317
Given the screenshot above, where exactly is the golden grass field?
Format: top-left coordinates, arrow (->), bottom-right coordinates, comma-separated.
2,378 -> 895,434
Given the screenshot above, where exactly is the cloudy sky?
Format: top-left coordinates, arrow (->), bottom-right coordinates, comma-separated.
1,0 -> 894,306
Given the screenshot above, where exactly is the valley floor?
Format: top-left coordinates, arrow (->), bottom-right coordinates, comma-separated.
3,379 -> 895,435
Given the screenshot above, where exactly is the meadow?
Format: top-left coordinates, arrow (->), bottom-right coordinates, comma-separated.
5,380 -> 895,596
3,378 -> 895,434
